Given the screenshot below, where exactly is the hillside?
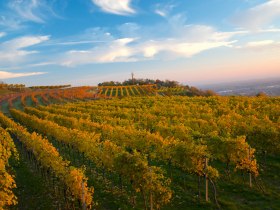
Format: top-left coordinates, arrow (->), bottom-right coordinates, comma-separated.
0,84 -> 279,210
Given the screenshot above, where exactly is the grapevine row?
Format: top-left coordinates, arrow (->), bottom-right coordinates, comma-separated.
10,109 -> 173,209
0,127 -> 18,209
0,112 -> 94,208
25,106 -> 258,178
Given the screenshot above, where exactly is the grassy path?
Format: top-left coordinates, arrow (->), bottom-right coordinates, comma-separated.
9,140 -> 55,210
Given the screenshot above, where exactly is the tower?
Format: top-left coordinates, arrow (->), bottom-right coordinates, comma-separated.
131,72 -> 134,85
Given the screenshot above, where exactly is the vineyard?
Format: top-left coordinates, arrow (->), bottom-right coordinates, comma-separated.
96,85 -> 215,97
97,85 -> 158,97
0,86 -> 280,209
0,86 -> 97,113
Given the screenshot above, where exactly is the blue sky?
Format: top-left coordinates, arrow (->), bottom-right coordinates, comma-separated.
0,0 -> 280,86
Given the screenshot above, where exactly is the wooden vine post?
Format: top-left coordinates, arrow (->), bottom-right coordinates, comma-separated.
150,193 -> 153,210
205,156 -> 209,202
149,167 -> 153,210
248,146 -> 252,188
82,181 -> 86,210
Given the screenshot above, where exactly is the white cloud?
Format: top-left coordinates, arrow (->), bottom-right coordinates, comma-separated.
0,35 -> 50,62
139,39 -> 233,59
234,39 -> 280,51
61,38 -> 136,66
246,40 -> 275,47
0,0 -> 58,30
28,62 -> 55,67
117,23 -> 140,37
160,41 -> 232,57
0,71 -> 46,79
8,0 -> 45,23
0,16 -> 23,30
155,10 -> 167,17
1,36 -> 49,50
0,32 -> 6,38
43,40 -> 107,46
57,12 -> 249,66
245,40 -> 280,50
260,28 -> 280,33
8,0 -> 58,23
57,21 -> 280,66
231,0 -> 280,30
59,30 -> 234,66
0,51 -> 36,62
7,9 -> 276,68
92,0 -> 135,15
154,3 -> 176,17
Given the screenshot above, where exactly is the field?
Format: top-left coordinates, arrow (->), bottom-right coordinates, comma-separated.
0,86 -> 280,210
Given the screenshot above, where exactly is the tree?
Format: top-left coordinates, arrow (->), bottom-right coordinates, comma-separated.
256,92 -> 268,97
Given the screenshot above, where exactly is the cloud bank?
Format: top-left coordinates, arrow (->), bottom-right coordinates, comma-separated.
0,71 -> 46,79
231,0 -> 280,30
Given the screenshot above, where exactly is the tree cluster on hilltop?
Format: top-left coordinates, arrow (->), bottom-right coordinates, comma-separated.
29,85 -> 71,89
0,81 -> 25,91
98,78 -> 180,87
183,86 -> 217,97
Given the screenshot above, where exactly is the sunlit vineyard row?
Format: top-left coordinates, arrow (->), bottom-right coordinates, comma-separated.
0,127 -> 18,209
97,84 -> 157,97
96,84 -> 215,97
0,112 -> 93,209
0,86 -> 97,112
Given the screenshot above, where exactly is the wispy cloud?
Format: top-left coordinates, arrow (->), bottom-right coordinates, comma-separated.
0,15 -> 23,30
55,12 -> 248,66
0,62 -> 55,71
61,38 -> 136,66
140,40 -> 233,58
0,35 -> 50,63
3,22 -> 277,68
0,71 -> 47,79
60,38 -> 232,67
1,35 -> 50,50
8,0 -> 45,23
154,2 -> 176,17
231,0 -> 280,30
7,0 -> 56,23
59,23 -> 236,66
247,40 -> 275,47
238,39 -> 280,50
42,40 -> 107,46
91,0 -> 135,15
0,0 -> 58,30
27,62 -> 56,67
230,36 -> 280,54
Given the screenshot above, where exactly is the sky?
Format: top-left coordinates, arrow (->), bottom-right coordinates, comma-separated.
0,0 -> 280,86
